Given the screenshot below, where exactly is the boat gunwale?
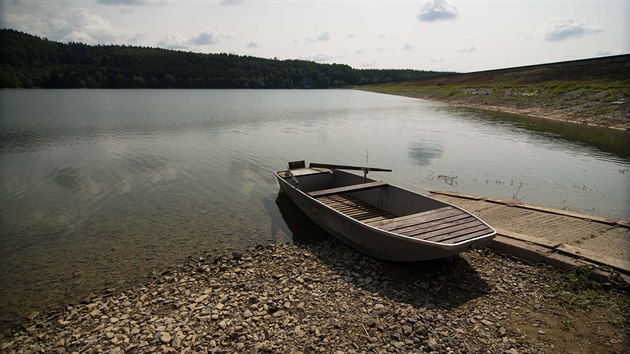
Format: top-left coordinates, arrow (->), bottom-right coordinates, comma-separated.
274,169 -> 496,248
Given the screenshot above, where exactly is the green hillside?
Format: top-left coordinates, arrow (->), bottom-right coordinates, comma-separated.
360,55 -> 630,129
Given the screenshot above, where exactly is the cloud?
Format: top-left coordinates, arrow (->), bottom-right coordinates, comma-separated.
247,40 -> 258,48
457,46 -> 476,53
360,60 -> 376,68
544,18 -> 603,42
97,0 -> 148,4
595,50 -> 612,57
303,54 -> 333,63
377,33 -> 396,40
190,28 -> 218,45
158,33 -> 188,50
158,28 -> 222,50
221,0 -> 245,5
315,31 -> 330,41
417,0 -> 459,22
2,6 -> 144,45
402,43 -> 415,51
304,31 -> 331,42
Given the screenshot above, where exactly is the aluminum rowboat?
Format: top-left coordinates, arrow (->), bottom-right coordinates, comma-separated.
275,161 -> 496,261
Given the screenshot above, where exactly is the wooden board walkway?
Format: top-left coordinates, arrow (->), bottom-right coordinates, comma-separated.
430,191 -> 630,280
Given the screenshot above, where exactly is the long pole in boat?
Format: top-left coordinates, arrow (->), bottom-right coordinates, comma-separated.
309,163 -> 392,183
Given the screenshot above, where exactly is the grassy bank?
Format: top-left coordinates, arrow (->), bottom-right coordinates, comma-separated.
360,55 -> 630,130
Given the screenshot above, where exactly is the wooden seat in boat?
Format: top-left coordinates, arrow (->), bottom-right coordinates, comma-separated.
307,181 -> 387,198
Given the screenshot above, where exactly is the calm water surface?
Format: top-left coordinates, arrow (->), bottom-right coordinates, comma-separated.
1,89 -> 628,327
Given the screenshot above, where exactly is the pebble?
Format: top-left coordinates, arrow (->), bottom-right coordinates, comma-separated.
159,332 -> 172,343
1,242 -> 627,353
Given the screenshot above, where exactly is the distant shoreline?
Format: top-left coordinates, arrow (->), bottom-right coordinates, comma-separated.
361,89 -> 630,132
358,54 -> 630,131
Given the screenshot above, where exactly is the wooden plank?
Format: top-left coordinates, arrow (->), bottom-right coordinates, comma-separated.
375,207 -> 464,231
354,210 -> 390,220
308,181 -> 387,198
319,199 -> 365,208
309,162 -> 392,172
318,194 -> 393,222
443,229 -> 495,244
407,220 -> 484,239
334,204 -> 376,213
418,224 -> 489,242
392,215 -> 476,236
369,207 -> 454,228
334,205 -> 368,212
328,195 -> 371,205
363,216 -> 392,223
344,209 -> 381,217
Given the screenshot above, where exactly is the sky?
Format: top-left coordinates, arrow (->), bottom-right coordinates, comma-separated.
1,0 -> 628,72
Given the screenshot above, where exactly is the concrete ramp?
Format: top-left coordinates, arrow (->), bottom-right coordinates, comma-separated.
431,191 -> 630,284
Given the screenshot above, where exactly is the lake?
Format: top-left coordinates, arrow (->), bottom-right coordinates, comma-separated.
0,89 -> 628,328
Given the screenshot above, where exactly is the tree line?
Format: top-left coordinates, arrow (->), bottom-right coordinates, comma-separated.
0,29 -> 451,89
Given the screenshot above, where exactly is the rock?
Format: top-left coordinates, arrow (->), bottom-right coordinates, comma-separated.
481,319 -> 494,327
402,325 -> 413,336
194,294 -> 208,303
159,332 -> 172,343
27,311 -> 39,320
2,243 -> 623,354
427,337 -> 439,351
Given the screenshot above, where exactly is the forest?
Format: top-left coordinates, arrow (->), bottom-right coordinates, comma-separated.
0,29 -> 451,89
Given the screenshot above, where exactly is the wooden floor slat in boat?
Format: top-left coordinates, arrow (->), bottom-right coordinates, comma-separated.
317,194 -> 395,222
411,220 -> 486,240
368,206 -> 492,244
316,194 -> 493,244
373,207 -> 465,231
393,215 -> 477,236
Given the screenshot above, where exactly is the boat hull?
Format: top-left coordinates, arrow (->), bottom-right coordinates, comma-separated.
275,170 -> 494,262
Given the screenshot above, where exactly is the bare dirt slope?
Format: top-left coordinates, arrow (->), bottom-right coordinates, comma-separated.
361,55 -> 630,130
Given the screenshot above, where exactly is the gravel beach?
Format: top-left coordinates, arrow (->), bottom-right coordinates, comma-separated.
1,240 -> 628,353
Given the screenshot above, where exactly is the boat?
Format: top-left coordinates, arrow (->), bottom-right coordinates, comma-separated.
275,161 -> 496,261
